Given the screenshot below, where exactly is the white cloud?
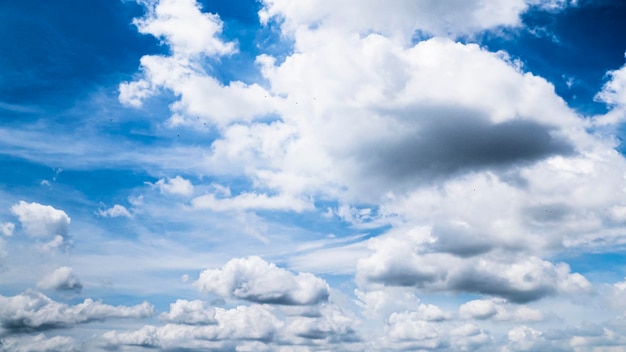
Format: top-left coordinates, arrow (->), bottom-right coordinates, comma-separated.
133,0 -> 235,57
10,201 -> 70,240
102,304 -> 282,350
119,0 -> 276,125
459,299 -> 544,322
97,204 -> 132,218
259,0 -> 570,41
0,333 -> 78,352
37,267 -> 83,293
159,299 -> 216,325
0,291 -> 154,334
356,228 -> 592,302
191,192 -> 313,212
596,62 -> 626,108
194,256 -> 329,305
281,303 -> 360,345
0,222 -> 14,236
153,175 -> 194,197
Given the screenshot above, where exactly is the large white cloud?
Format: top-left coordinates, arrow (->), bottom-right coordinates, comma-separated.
0,291 -> 154,335
356,228 -> 592,302
101,304 -> 282,350
100,0 -> 626,350
159,299 -> 216,325
194,256 -> 329,305
259,0 -> 574,40
10,201 -> 72,250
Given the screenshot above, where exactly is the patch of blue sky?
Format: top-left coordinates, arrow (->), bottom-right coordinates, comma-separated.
0,0 -> 163,113
476,1 -> 626,117
553,251 -> 626,284
188,0 -> 295,86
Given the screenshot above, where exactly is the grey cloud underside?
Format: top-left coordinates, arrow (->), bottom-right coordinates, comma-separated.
431,222 -> 493,257
449,273 -> 555,304
362,109 -> 575,184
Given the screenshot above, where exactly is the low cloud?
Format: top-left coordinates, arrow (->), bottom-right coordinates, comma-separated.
37,267 -> 83,293
195,256 -> 330,305
10,201 -> 70,240
0,291 -> 154,335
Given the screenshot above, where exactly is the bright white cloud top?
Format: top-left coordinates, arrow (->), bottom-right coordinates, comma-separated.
2,0 -> 626,350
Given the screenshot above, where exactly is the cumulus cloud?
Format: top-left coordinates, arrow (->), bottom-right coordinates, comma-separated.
194,256 -> 330,305
102,304 -> 282,350
0,291 -> 154,335
97,204 -> 132,218
154,175 -> 194,197
259,0 -> 572,40
37,267 -> 83,293
159,299 -> 216,325
0,333 -> 78,352
133,0 -> 235,57
119,0 -> 276,125
356,228 -> 591,302
10,201 -> 70,240
281,304 -> 360,345
458,299 -> 544,322
103,302 -> 361,350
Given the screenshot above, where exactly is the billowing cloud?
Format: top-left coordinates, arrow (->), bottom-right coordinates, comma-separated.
10,201 -> 72,250
0,291 -> 154,335
159,299 -> 216,325
37,267 -> 83,293
356,228 -> 591,302
101,304 -> 282,350
195,256 -> 330,305
10,201 -> 70,240
259,0 -> 574,40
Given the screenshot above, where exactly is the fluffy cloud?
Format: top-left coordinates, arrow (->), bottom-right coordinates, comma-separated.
103,301 -> 361,350
194,256 -> 329,305
10,201 -> 72,250
159,299 -> 216,325
37,267 -> 83,293
119,0 -> 276,125
458,299 -> 544,322
154,175 -> 194,196
101,304 -> 282,350
97,204 -> 132,218
0,333 -> 78,352
133,0 -> 235,57
259,0 -> 573,40
0,291 -> 154,335
10,201 -> 70,240
356,228 -> 591,302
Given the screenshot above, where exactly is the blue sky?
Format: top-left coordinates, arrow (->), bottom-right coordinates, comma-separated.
2,0 -> 626,350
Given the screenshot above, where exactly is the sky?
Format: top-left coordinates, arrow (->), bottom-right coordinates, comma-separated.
2,0 -> 626,350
